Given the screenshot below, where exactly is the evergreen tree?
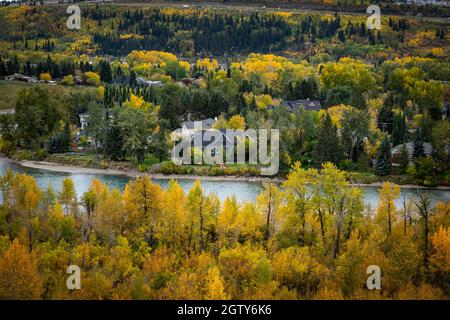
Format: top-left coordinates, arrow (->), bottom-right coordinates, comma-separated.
374,136 -> 392,176
99,60 -> 113,83
47,122 -> 72,154
313,113 -> 343,166
377,104 -> 393,133
413,128 -> 425,160
398,143 -> 409,174
392,109 -> 406,147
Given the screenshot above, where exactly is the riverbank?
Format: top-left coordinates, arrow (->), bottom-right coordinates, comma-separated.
16,159 -> 283,183
12,158 -> 450,191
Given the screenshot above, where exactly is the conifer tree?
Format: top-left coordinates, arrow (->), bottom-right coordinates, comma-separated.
375,136 -> 392,176
413,128 -> 425,160
392,109 -> 406,147
313,113 -> 343,166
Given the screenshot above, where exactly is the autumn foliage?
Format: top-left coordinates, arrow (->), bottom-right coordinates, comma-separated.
0,163 -> 448,300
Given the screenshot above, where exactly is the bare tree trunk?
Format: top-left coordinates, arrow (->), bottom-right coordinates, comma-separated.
387,200 -> 392,235
199,195 -> 204,252
265,188 -> 272,241
318,209 -> 325,240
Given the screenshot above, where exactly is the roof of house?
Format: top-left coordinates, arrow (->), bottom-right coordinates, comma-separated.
391,142 -> 433,160
182,118 -> 217,130
189,129 -> 250,148
280,99 -> 321,112
137,77 -> 162,86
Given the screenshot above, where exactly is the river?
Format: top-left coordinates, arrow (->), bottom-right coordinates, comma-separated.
0,158 -> 448,209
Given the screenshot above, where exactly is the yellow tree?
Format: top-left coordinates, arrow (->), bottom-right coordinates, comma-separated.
186,180 -> 219,252
319,162 -> 364,258
93,188 -> 126,244
204,266 -> 229,300
81,178 -> 109,241
48,201 -> 75,244
227,115 -> 245,130
282,162 -> 318,245
376,182 -> 400,235
272,246 -> 327,296
59,177 -> 77,216
104,236 -> 136,286
12,174 -> 41,252
159,179 -> 186,247
218,196 -> 240,246
0,239 -> 43,299
235,202 -> 262,243
429,226 -> 450,291
336,231 -> 368,298
123,176 -> 164,245
257,183 -> 283,242
384,233 -> 422,293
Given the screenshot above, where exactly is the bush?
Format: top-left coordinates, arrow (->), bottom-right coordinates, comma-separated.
137,164 -> 148,173
407,157 -> 437,186
37,148 -> 47,161
339,159 -> 358,171
209,167 -> 225,176
14,150 -> 34,161
47,132 -> 71,154
159,161 -> 191,175
0,139 -> 15,155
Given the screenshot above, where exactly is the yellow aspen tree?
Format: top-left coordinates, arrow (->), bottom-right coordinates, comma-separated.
186,180 -> 218,252
257,182 -> 283,242
123,176 -> 164,245
282,162 -> 318,245
235,202 -> 262,243
376,181 -> 400,235
429,227 -> 450,291
160,179 -> 186,247
204,266 -> 229,300
59,177 -> 77,216
336,230 -> 368,297
93,188 -> 126,243
218,196 -> 240,246
12,174 -> 41,252
0,239 -> 43,299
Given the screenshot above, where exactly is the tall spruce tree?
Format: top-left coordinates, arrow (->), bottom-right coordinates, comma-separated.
313,113 -> 343,166
413,128 -> 425,160
375,136 -> 392,176
392,109 -> 406,147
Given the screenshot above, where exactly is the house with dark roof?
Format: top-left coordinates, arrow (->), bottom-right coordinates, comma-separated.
5,73 -> 38,84
280,99 -> 322,112
181,118 -> 217,135
267,99 -> 321,112
175,126 -> 253,159
137,77 -> 162,87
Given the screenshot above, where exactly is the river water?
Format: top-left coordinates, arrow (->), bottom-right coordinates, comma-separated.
0,158 -> 448,209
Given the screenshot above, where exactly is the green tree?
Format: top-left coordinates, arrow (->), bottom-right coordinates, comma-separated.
392,109 -> 406,147
15,87 -> 61,147
374,136 -> 392,176
313,113 -> 342,166
341,108 -> 369,162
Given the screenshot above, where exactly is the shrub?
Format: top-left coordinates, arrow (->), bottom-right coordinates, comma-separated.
407,157 -> 437,186
339,159 -> 358,171
36,148 -> 47,161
